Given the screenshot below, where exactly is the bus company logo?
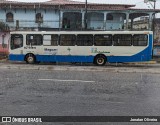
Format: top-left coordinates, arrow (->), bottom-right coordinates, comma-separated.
44,48 -> 57,52
44,48 -> 58,55
2,117 -> 11,122
91,48 -> 110,54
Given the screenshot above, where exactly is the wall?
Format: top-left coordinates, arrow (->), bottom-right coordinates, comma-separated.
0,8 -> 127,30
154,22 -> 160,43
0,32 -> 10,54
0,8 -> 60,30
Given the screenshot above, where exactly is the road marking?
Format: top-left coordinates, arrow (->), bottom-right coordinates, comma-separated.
38,79 -> 95,83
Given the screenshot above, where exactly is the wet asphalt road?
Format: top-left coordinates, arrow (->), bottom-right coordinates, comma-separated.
0,65 -> 160,125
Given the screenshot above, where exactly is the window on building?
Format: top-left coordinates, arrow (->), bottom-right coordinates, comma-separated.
35,13 -> 43,23
113,34 -> 132,46
6,12 -> 14,22
77,35 -> 93,46
107,14 -> 113,20
94,35 -> 112,46
26,34 -> 42,45
11,34 -> 23,50
43,34 -> 58,46
62,18 -> 70,29
60,34 -> 76,46
133,34 -> 148,46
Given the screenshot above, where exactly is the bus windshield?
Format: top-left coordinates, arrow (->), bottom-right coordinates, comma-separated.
11,34 -> 23,50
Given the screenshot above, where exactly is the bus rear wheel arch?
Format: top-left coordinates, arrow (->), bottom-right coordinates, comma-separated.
25,53 -> 36,64
94,54 -> 107,66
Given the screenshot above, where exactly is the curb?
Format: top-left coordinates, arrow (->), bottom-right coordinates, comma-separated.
125,61 -> 157,65
0,59 -> 8,63
0,64 -> 160,74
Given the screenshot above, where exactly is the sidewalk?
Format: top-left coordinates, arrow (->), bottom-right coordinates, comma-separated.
125,60 -> 157,65
0,53 -> 8,61
0,61 -> 160,74
0,58 -> 159,65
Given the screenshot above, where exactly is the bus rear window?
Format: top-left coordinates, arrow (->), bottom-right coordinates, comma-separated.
11,34 -> 23,50
133,34 -> 148,46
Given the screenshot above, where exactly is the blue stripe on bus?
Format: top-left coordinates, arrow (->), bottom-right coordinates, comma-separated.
36,55 -> 94,63
9,54 -> 25,61
9,34 -> 153,63
9,53 -> 152,63
9,51 -> 152,63
9,55 -> 94,62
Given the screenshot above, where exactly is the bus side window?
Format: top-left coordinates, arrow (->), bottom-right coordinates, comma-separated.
35,35 -> 42,45
133,34 -> 148,46
77,34 -> 93,46
51,35 -> 58,46
94,34 -> 112,46
26,34 -> 42,46
26,35 -> 33,45
113,34 -> 132,46
43,34 -> 58,46
60,34 -> 76,46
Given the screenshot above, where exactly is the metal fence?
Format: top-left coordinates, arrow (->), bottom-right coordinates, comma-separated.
0,19 -> 150,31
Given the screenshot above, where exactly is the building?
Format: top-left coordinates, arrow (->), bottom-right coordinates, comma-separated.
0,0 -> 160,31
128,17 -> 149,30
0,0 -> 160,55
0,31 -> 9,55
154,18 -> 160,43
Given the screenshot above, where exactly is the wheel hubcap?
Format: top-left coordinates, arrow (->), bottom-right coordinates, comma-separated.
28,57 -> 34,63
97,58 -> 104,64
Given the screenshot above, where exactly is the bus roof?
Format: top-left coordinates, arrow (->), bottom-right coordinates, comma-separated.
10,30 -> 153,35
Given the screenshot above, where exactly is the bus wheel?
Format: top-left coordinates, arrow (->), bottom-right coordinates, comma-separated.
26,54 -> 36,64
94,55 -> 106,66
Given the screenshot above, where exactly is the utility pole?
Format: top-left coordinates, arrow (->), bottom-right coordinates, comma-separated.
153,0 -> 156,39
144,0 -> 156,40
85,0 -> 87,30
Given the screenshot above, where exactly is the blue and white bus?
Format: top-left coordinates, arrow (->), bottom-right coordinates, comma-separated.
9,31 -> 153,66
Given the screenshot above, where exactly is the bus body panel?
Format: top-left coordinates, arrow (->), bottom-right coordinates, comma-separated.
9,46 -> 152,63
9,31 -> 153,64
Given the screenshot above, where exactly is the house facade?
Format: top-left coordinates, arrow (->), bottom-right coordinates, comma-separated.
0,0 -> 159,31
0,0 -> 160,55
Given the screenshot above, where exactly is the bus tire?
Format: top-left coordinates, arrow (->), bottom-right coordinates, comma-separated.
94,55 -> 106,66
25,54 -> 36,64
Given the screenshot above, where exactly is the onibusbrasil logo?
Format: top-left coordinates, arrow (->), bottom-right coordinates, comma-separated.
1,117 -> 42,123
